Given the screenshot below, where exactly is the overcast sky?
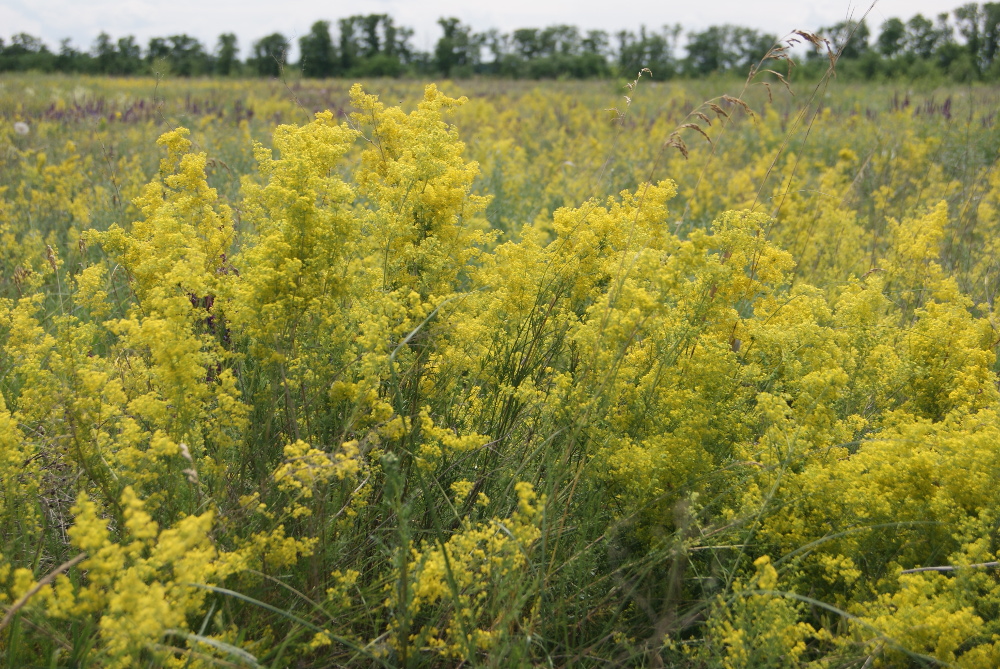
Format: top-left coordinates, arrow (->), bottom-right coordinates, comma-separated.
0,0 -> 967,57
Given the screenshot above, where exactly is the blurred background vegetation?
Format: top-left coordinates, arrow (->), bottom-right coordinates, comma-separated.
2,2 -> 1000,82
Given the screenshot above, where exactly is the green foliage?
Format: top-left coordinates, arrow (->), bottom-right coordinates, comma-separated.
434,18 -> 481,78
249,33 -> 288,78
215,33 -> 240,77
299,22 -> 336,79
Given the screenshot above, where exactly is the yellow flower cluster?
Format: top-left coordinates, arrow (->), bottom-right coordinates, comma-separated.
44,488 -> 234,668
388,481 -> 544,660
2,74 -> 1000,666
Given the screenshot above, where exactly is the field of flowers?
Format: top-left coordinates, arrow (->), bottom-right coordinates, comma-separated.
1,71 -> 1000,667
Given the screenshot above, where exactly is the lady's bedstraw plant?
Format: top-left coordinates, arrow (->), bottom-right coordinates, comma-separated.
385,481 -> 544,659
2,78 -> 1000,667
93,127 -> 247,501
43,488 -> 240,669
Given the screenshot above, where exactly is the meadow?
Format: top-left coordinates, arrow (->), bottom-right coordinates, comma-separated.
1,69 -> 1000,667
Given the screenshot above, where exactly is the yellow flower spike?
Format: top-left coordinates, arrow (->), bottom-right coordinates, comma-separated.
752,555 -> 779,591
385,480 -> 542,659
154,127 -> 193,177
67,493 -> 112,559
450,479 -> 474,505
308,630 -> 333,650
121,486 -> 158,554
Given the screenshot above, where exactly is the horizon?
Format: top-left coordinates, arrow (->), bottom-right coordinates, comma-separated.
1,0 -> 970,60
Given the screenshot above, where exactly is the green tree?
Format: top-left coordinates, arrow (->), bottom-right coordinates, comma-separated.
570,29 -> 611,78
337,15 -> 412,76
820,18 -> 871,60
905,13 -> 947,58
581,29 -> 609,57
215,33 -> 239,76
434,18 -> 481,77
877,17 -> 907,56
166,34 -> 210,76
984,3 -> 1000,69
96,34 -> 141,75
540,25 -> 580,55
511,28 -> 544,60
617,25 -> 681,79
955,2 -> 984,71
338,17 -> 360,72
299,21 -> 336,78
251,33 -> 288,77
684,25 -> 774,75
0,33 -> 56,71
148,37 -> 170,62
360,14 -> 383,57
117,36 -> 142,74
481,28 -> 509,64
54,38 -> 89,72
93,32 -> 116,73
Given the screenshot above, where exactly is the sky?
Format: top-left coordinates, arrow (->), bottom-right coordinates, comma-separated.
0,0 -> 968,58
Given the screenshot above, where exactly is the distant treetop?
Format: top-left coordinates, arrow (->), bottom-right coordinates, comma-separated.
3,2 -> 1000,81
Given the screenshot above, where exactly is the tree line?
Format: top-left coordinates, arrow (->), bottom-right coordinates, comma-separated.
2,3 -> 999,80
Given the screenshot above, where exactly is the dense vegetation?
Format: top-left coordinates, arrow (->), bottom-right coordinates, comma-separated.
3,2 -> 1000,81
1,62 -> 1000,666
